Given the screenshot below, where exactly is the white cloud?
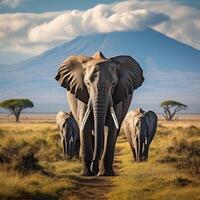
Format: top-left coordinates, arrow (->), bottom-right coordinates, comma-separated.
112,1 -> 200,50
0,0 -> 200,55
28,5 -> 168,43
0,0 -> 22,8
0,12 -> 62,54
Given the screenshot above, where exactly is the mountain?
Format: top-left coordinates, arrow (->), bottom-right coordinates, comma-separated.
0,28 -> 200,113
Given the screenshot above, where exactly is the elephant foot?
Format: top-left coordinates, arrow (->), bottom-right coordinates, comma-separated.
90,160 -> 99,175
99,170 -> 116,176
81,170 -> 95,176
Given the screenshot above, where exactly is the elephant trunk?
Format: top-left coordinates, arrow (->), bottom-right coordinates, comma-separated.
90,97 -> 108,175
133,117 -> 148,161
136,134 -> 141,161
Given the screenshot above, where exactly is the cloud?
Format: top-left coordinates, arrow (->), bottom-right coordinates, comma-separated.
0,0 -> 22,8
28,6 -> 168,43
112,1 -> 200,50
0,12 -> 62,54
0,0 -> 200,55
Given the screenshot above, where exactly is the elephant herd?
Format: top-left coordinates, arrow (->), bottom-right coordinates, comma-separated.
55,52 -> 157,176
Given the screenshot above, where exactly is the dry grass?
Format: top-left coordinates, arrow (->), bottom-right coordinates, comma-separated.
0,122 -> 81,200
109,121 -> 200,200
0,115 -> 200,200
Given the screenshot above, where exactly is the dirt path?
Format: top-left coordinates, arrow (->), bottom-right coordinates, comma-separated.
61,148 -> 122,200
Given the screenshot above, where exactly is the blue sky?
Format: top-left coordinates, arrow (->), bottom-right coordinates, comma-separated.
0,0 -> 120,13
0,0 -> 200,13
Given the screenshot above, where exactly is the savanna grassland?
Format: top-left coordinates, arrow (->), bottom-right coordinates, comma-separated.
0,114 -> 199,200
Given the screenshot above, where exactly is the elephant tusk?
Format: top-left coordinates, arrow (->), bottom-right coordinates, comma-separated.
80,100 -> 92,131
132,136 -> 138,161
110,106 -> 119,129
145,136 -> 148,145
142,142 -> 145,153
70,136 -> 74,143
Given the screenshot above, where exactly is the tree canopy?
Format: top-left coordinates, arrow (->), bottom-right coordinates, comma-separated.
160,100 -> 187,120
0,98 -> 34,122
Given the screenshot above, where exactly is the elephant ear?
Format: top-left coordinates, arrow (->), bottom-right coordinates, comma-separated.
111,56 -> 144,104
145,111 -> 158,143
55,55 -> 92,104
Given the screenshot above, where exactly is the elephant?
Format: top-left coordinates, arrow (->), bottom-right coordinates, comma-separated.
122,108 -> 157,161
55,51 -> 144,176
56,111 -> 80,159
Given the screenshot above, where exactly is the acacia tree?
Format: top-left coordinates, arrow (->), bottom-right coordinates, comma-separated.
160,100 -> 188,121
0,99 -> 34,122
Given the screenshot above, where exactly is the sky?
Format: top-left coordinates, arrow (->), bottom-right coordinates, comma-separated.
0,0 -> 200,64
0,0 -> 200,113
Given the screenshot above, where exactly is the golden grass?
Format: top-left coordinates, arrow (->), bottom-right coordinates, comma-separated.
0,116 -> 199,200
109,122 -> 200,200
159,118 -> 200,128
0,122 -> 81,200
0,168 -> 73,200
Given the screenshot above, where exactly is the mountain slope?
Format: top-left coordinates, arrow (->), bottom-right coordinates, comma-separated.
0,28 -> 200,112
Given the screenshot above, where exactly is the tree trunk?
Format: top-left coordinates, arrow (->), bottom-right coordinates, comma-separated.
13,107 -> 22,122
15,113 -> 20,122
163,106 -> 173,121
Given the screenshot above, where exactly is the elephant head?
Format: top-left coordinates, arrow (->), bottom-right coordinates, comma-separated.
55,52 -> 144,174
131,108 -> 157,161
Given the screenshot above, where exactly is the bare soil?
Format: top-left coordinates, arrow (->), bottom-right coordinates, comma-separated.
61,148 -> 122,200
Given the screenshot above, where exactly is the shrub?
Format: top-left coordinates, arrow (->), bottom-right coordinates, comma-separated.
14,152 -> 43,174
166,138 -> 200,175
168,138 -> 189,154
157,128 -> 172,136
184,126 -> 200,136
157,156 -> 177,163
173,177 -> 192,187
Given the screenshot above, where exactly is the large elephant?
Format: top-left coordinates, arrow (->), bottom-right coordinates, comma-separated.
55,52 -> 144,176
123,108 -> 157,161
56,111 -> 80,159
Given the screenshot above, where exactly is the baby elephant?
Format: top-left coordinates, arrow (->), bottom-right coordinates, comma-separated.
56,111 -> 80,159
123,108 -> 157,161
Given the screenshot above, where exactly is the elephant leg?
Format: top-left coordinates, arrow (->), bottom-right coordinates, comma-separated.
100,126 -> 117,176
60,131 -> 66,157
131,146 -> 137,161
129,134 -> 137,161
80,124 -> 94,176
75,139 -> 80,159
68,140 -> 73,160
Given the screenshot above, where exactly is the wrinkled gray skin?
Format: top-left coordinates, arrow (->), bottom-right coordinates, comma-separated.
123,108 -> 157,161
55,52 -> 144,176
56,111 -> 80,159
